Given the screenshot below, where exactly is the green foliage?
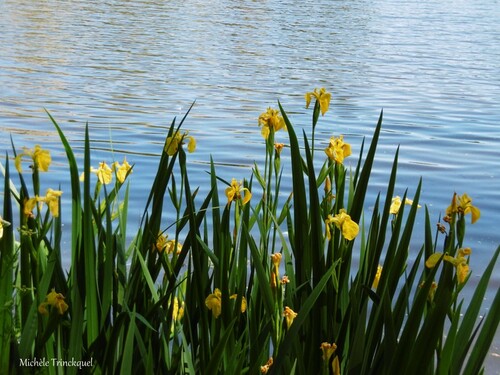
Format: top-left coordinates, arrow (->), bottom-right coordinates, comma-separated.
0,91 -> 498,375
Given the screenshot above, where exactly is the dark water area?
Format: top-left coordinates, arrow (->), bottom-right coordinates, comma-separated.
1,0 -> 499,370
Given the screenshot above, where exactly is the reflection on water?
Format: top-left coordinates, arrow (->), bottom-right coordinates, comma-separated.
1,0 -> 499,369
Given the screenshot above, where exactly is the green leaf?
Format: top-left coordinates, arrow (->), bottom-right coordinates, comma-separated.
0,154 -> 14,369
205,319 -> 237,374
279,101 -> 309,287
83,124 -> 99,345
388,255 -> 443,373
135,250 -> 159,303
350,110 -> 383,222
48,111 -> 86,370
247,231 -> 275,318
460,245 -> 500,375
271,263 -> 337,374
121,310 -> 137,375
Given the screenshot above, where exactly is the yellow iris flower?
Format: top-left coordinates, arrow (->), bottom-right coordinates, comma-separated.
80,162 -> 113,185
325,209 -> 359,241
23,197 -> 37,218
113,158 -> 133,183
172,296 -> 184,322
320,342 -> 340,375
205,288 -> 222,318
230,294 -> 247,313
305,87 -> 331,116
15,145 -> 51,173
154,233 -> 182,255
390,196 -> 421,215
283,306 -> 298,329
24,188 -> 63,218
154,233 -> 168,252
446,193 -> 480,224
39,188 -> 63,217
320,342 -> 337,362
225,178 -> 252,206
38,289 -> 69,315
165,240 -> 182,255
418,281 -> 438,303
324,135 -> 351,164
205,288 -> 246,318
425,247 -> 472,284
165,131 -> 196,156
271,253 -> 282,271
93,162 -> 113,185
80,159 -> 133,185
270,253 -> 282,289
258,107 -> 286,139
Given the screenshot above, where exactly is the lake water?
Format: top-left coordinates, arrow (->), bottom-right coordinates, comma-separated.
1,0 -> 499,370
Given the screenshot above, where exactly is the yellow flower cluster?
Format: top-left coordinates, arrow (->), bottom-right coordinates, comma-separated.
38,289 -> 69,316
325,209 -> 359,241
324,135 -> 351,164
15,145 -> 51,173
425,247 -> 472,284
154,233 -> 183,255
305,87 -> 331,116
446,192 -> 480,224
24,188 -> 63,218
258,107 -> 286,139
205,288 -> 247,318
171,296 -> 184,322
165,131 -> 196,156
80,158 -> 132,185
